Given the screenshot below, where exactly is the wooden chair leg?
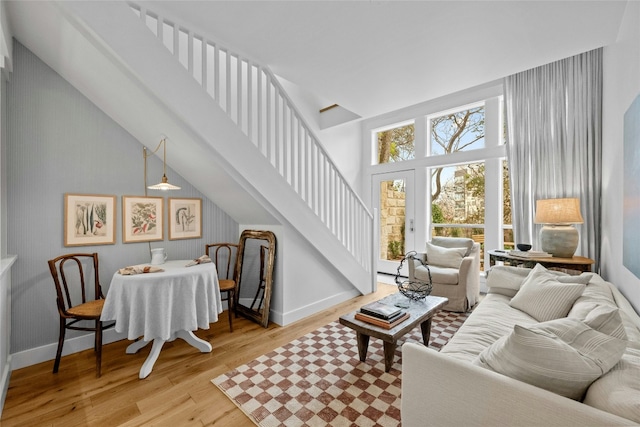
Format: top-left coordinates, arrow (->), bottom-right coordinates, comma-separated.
96,320 -> 102,378
227,290 -> 234,332
53,318 -> 65,374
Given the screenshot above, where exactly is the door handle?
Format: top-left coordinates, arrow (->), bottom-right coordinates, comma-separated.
409,219 -> 414,232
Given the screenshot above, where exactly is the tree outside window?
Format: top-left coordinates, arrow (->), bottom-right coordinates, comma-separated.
377,123 -> 415,164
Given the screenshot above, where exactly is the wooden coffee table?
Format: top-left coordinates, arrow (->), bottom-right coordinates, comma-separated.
339,293 -> 448,372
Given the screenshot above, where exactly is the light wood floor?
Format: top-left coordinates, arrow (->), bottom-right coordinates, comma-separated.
1,283 -> 397,426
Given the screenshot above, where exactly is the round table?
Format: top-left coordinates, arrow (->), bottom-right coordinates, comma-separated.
101,260 -> 223,378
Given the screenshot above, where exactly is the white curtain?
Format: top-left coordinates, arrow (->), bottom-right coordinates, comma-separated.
504,48 -> 602,270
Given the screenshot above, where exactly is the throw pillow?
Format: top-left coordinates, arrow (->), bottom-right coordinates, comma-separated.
425,242 -> 467,268
509,264 -> 589,322
474,312 -> 627,400
583,305 -> 628,340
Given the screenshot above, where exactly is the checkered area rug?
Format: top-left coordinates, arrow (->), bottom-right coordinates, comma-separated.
212,310 -> 468,426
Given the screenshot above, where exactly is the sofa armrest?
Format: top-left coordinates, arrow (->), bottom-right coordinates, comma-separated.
401,342 -> 637,427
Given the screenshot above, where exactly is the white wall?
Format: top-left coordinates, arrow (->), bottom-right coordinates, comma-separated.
276,75 -> 364,198
602,0 -> 640,312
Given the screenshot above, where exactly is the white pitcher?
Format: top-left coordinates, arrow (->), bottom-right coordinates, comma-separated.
150,248 -> 167,265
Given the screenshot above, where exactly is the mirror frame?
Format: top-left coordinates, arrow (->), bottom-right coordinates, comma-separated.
233,229 -> 276,328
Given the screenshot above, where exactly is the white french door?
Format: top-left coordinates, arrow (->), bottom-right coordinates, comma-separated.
373,171 -> 415,276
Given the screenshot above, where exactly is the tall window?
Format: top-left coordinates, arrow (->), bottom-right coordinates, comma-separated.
503,159 -> 513,249
431,162 -> 485,239
430,105 -> 487,241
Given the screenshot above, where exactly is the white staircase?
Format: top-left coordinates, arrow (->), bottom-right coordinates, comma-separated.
42,1 -> 375,295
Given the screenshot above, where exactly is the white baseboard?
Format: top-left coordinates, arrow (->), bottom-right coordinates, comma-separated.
10,292 -> 362,370
0,356 -> 11,415
273,289 -> 361,326
11,328 -> 126,371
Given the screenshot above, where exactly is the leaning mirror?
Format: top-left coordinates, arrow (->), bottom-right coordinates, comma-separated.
234,229 -> 276,328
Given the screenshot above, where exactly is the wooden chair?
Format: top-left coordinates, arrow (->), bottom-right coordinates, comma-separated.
205,243 -> 239,332
47,253 -> 113,377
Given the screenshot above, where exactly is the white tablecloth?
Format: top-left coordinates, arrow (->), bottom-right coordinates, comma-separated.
101,260 -> 223,342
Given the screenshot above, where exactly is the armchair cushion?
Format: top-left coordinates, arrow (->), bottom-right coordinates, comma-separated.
431,236 -> 474,256
425,242 -> 467,268
414,265 -> 459,285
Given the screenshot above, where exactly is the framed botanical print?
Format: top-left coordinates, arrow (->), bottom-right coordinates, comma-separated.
168,198 -> 202,240
122,196 -> 164,243
64,194 -> 116,246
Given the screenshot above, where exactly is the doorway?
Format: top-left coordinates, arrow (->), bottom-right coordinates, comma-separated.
373,171 -> 415,276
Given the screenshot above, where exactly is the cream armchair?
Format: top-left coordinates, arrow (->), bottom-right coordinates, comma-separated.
408,237 -> 480,312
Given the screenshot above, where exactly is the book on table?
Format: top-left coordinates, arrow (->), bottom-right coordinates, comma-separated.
354,311 -> 410,329
508,250 -> 552,258
359,300 -> 402,320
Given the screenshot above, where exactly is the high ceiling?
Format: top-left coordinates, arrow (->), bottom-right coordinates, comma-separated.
140,0 -> 627,120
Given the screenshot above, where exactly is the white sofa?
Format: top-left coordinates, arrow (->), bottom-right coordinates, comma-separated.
402,265 -> 640,426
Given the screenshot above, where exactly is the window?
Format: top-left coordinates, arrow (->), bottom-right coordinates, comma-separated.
432,162 -> 485,235
365,86 -> 507,273
502,159 -> 513,249
430,105 -> 485,155
376,122 -> 415,164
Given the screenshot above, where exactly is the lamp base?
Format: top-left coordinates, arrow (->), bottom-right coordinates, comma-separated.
540,225 -> 579,258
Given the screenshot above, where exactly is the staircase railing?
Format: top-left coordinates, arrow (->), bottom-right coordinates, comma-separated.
129,3 -> 373,275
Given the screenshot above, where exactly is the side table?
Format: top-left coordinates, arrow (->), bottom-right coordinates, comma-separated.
488,250 -> 594,275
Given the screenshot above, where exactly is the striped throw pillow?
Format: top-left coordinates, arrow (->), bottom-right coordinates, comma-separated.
475,307 -> 627,400
509,264 -> 588,321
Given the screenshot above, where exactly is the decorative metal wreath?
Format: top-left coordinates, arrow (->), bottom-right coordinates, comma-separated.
395,251 -> 433,301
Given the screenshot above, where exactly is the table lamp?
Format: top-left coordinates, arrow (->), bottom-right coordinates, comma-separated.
534,198 -> 584,258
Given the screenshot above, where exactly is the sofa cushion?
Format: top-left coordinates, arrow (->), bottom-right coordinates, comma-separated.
425,242 -> 467,268
583,348 -> 640,423
568,275 -> 640,350
568,275 -> 617,319
487,265 -> 591,298
474,307 -> 628,400
440,293 -> 538,362
486,265 -> 531,297
509,264 -> 588,322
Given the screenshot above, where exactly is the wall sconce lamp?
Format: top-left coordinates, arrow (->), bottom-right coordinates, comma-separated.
143,138 -> 181,191
534,198 -> 584,258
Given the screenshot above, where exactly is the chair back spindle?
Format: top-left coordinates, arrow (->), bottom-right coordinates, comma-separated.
47,252 -> 112,377
205,243 -> 240,332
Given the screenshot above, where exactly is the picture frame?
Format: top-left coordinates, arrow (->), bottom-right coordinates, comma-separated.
122,196 -> 164,243
624,93 -> 640,279
168,197 -> 202,240
64,194 -> 117,247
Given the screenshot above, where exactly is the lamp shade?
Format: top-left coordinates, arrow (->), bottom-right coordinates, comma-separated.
534,198 -> 584,225
147,174 -> 181,191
